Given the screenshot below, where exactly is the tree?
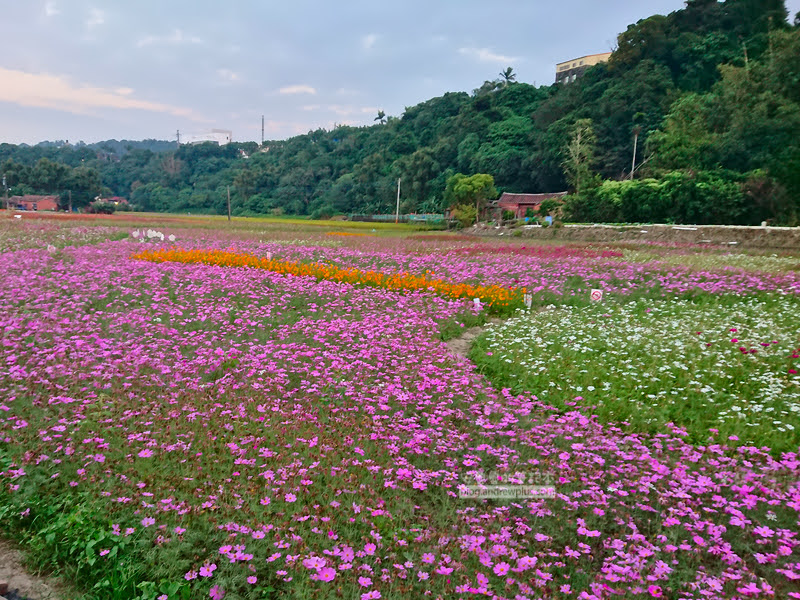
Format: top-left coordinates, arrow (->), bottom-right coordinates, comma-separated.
647,93 -> 719,171
65,166 -> 103,210
499,67 -> 516,86
233,168 -> 257,203
32,158 -> 69,193
374,110 -> 387,125
562,119 -> 598,194
445,173 -> 497,224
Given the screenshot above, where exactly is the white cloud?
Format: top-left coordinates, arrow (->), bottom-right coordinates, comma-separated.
328,105 -> 378,117
87,8 -> 104,28
0,67 -> 207,121
458,47 -> 518,64
362,34 -> 378,50
217,69 -> 240,83
44,1 -> 60,17
137,29 -> 203,48
278,85 -> 316,95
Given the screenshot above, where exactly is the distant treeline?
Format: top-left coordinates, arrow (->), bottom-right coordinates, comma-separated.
1,0 -> 798,224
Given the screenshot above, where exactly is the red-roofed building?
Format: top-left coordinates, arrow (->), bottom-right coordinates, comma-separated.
9,195 -> 59,211
497,192 -> 567,219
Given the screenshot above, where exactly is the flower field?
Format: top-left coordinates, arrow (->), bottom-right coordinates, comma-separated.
471,297 -> 800,452
131,248 -> 522,313
1,216 -> 799,600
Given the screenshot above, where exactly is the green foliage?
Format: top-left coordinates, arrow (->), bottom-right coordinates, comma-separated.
451,204 -> 478,228
86,200 -> 117,214
564,170 -> 758,224
445,173 -> 497,226
0,0 -> 794,223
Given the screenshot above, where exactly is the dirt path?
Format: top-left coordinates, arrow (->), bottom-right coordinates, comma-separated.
0,540 -> 67,600
445,318 -> 502,359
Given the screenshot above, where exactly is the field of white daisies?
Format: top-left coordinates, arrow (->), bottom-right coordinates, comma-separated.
1,215 -> 799,600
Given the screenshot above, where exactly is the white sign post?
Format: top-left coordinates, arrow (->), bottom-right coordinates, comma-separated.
524,293 -> 533,310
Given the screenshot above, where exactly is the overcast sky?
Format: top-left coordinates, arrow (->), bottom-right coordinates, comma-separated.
1,0 -> 798,145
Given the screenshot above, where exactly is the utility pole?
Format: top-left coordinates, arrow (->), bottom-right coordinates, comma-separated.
68,190 -> 72,213
2,175 -> 8,211
261,115 -> 265,146
176,130 -> 181,147
227,186 -> 231,222
395,178 -> 401,224
630,126 -> 641,180
742,39 -> 749,73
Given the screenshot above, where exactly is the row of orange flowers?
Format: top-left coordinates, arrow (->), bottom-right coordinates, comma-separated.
132,248 -> 522,312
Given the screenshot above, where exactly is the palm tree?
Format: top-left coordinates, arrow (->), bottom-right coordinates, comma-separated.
499,67 -> 516,86
374,110 -> 386,125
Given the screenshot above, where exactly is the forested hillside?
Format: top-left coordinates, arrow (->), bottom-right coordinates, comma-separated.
1,0 -> 798,223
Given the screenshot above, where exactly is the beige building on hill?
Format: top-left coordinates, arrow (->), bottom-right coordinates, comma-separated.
556,52 -> 612,84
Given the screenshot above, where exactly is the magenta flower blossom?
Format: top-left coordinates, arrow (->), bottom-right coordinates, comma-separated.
312,567 -> 336,582
209,585 -> 225,600
493,562 -> 510,576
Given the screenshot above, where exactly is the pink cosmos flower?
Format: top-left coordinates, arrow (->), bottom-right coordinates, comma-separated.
199,563 -> 217,578
648,585 -> 663,597
285,493 -> 296,502
209,585 -> 225,600
303,557 -> 326,570
361,592 -> 381,600
313,567 -> 336,582
247,576 -> 257,584
493,562 -> 510,576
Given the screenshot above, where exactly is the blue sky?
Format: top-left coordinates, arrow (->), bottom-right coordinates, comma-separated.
1,0 -> 798,144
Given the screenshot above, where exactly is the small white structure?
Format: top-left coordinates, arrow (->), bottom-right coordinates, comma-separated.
184,129 -> 233,146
